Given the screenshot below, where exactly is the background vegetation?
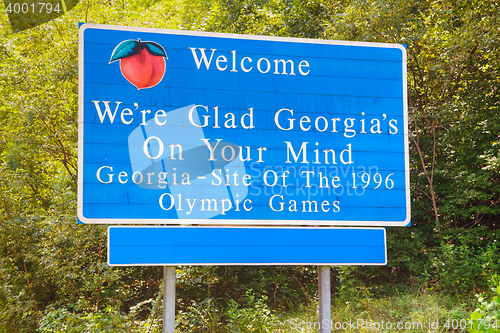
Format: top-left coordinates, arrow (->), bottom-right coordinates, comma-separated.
0,0 -> 499,331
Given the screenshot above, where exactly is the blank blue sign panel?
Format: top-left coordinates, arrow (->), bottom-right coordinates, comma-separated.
107,227 -> 387,265
79,24 -> 410,226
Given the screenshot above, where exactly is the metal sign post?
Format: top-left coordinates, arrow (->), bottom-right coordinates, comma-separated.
318,266 -> 331,333
163,266 -> 175,333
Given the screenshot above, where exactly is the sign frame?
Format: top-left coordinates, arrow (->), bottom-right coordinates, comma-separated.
78,23 -> 410,227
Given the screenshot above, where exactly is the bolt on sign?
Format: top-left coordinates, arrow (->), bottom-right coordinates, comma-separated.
78,24 -> 410,226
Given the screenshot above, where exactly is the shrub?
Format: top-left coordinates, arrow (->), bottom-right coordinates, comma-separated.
468,275 -> 500,333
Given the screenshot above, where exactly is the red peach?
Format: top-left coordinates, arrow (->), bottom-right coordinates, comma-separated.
120,48 -> 166,89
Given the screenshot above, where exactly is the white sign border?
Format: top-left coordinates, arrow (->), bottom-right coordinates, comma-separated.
78,23 -> 410,227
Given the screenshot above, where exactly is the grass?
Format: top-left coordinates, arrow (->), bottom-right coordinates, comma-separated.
255,287 -> 475,332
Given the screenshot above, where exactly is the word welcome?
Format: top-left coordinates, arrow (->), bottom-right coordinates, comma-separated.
189,47 -> 310,75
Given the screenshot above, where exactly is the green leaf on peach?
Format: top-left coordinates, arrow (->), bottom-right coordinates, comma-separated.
144,42 -> 168,58
109,40 -> 139,63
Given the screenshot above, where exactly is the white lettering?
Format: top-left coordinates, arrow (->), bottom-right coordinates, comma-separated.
285,141 -> 308,163
143,136 -> 164,160
257,58 -> 271,73
215,55 -> 227,71
298,60 -> 310,75
93,101 -> 121,124
96,166 -> 113,183
202,139 -> 222,161
241,57 -> 252,72
159,193 -> 175,210
190,48 -> 216,69
188,105 -> 209,128
275,108 -> 294,130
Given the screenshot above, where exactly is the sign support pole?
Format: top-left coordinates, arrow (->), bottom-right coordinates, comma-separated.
163,266 -> 176,333
318,265 -> 331,333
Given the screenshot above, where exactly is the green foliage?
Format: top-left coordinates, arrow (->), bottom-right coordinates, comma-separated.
176,265 -> 315,312
226,290 -> 276,333
336,266 -> 356,296
176,290 -> 277,332
428,228 -> 500,293
177,298 -> 225,332
468,275 -> 500,333
37,305 -> 130,333
37,281 -> 164,332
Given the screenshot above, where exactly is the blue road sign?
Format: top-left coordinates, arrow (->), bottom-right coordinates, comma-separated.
79,24 -> 410,226
107,227 -> 387,265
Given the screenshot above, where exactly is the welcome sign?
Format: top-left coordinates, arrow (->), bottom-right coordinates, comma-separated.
78,24 -> 410,226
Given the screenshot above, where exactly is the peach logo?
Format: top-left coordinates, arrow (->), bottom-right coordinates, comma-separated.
109,39 -> 168,89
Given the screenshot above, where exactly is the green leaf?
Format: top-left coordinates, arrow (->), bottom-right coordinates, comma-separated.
471,311 -> 483,320
109,40 -> 139,64
144,41 -> 168,58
